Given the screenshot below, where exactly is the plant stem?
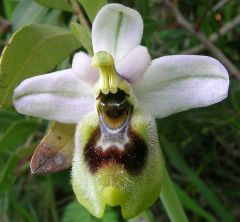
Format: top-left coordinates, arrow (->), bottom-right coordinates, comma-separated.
71,0 -> 90,30
160,167 -> 189,222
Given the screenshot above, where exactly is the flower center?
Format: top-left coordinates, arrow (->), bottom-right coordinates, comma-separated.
97,89 -> 130,129
92,51 -> 130,97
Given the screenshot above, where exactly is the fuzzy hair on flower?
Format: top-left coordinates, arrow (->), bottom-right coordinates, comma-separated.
13,3 -> 229,219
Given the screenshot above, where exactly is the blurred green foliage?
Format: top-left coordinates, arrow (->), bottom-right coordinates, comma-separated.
0,0 -> 240,221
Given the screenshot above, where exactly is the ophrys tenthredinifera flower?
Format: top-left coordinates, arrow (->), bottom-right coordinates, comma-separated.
13,4 -> 229,219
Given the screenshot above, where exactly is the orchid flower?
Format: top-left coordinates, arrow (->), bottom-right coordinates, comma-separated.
13,3 -> 229,220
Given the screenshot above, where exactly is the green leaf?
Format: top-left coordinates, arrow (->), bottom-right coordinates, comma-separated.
41,9 -> 62,25
0,154 -> 19,192
35,0 -> 73,12
0,120 -> 39,154
175,184 -> 218,222
62,202 -> 118,222
62,201 -> 99,222
12,0 -> 49,31
128,210 -> 155,222
12,0 -> 63,29
134,0 -> 149,17
3,0 -> 17,20
101,207 -> 118,222
9,191 -> 37,222
0,24 -> 81,107
70,22 -> 93,55
160,137 -> 237,222
0,108 -> 21,132
78,0 -> 107,22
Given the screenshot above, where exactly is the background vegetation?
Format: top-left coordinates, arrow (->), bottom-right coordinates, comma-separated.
0,0 -> 239,221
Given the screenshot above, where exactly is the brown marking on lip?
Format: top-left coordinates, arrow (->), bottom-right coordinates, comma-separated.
83,127 -> 148,175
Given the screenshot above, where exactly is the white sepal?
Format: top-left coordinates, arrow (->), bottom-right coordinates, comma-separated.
14,69 -> 95,123
134,55 -> 229,118
92,3 -> 143,62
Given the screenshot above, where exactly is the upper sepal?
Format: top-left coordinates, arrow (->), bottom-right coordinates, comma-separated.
92,3 -> 143,62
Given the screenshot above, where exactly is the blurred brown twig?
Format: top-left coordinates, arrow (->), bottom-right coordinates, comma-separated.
70,0 -> 90,30
162,0 -> 240,79
0,16 -> 11,35
181,14 -> 240,55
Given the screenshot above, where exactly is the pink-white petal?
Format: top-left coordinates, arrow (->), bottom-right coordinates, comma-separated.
72,52 -> 99,86
14,69 -> 95,123
116,46 -> 151,84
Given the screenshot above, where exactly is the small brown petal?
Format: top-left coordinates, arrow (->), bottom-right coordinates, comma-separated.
31,121 -> 75,175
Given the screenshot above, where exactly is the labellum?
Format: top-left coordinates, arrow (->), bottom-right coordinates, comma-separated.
72,51 -> 163,219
